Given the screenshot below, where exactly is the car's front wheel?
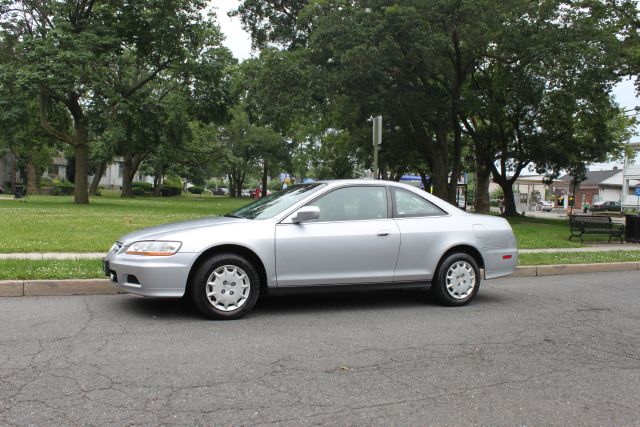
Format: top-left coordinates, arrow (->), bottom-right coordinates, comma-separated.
191,253 -> 260,320
431,253 -> 480,306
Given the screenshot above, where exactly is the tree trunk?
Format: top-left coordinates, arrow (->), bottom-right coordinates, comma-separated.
447,128 -> 463,203
121,153 -> 146,198
474,163 -> 491,214
261,160 -> 268,198
9,152 -> 17,190
502,183 -> 518,216
418,170 -> 430,193
121,154 -> 134,198
430,158 -> 449,202
25,156 -> 37,196
89,162 -> 106,196
73,142 -> 90,204
153,164 -> 163,197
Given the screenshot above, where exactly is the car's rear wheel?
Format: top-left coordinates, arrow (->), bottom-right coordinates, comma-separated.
191,253 -> 260,320
431,253 -> 480,306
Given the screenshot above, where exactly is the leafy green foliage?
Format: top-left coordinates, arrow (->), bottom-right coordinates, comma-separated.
1,0 -> 229,203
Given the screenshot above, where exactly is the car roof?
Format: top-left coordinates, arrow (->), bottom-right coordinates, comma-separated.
316,179 -> 415,188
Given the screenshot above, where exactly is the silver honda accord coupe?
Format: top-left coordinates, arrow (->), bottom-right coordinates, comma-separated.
104,180 -> 517,319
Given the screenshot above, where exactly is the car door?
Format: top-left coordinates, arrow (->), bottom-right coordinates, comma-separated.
275,185 -> 401,287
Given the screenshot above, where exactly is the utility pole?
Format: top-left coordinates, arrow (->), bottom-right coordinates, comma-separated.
372,115 -> 382,179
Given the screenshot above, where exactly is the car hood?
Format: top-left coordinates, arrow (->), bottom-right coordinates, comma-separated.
117,216 -> 246,244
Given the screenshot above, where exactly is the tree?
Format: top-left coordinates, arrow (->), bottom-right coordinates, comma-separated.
464,1 -> 629,215
0,38 -> 62,194
2,0 -> 223,203
230,0 -> 310,49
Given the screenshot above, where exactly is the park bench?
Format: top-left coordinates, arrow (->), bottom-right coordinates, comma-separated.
569,215 -> 625,243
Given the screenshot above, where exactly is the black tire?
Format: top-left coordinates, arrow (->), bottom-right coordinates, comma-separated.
431,253 -> 480,306
191,253 -> 261,320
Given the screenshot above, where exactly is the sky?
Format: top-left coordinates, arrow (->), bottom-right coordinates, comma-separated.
213,0 -> 638,171
214,0 -> 253,61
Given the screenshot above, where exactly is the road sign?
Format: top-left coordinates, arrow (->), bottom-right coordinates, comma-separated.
635,185 -> 640,196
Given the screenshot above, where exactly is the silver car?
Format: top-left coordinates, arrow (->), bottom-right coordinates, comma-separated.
104,180 -> 518,319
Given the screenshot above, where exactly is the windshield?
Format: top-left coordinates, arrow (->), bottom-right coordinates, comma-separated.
229,183 -> 325,220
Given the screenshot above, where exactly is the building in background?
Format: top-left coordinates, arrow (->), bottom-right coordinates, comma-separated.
622,141 -> 640,209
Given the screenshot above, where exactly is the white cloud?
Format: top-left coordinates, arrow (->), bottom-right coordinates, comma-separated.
211,0 -> 253,61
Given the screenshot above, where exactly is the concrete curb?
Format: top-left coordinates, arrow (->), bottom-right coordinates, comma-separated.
511,262 -> 640,277
0,279 -> 122,297
0,262 -> 638,297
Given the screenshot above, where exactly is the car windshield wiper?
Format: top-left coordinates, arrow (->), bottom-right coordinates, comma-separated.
224,213 -> 243,218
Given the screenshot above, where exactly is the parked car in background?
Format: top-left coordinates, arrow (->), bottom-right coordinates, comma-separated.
104,180 -> 518,320
590,201 -> 621,212
240,189 -> 251,198
211,187 -> 229,196
537,201 -> 553,212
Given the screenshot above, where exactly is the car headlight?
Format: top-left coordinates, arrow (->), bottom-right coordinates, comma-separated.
125,241 -> 182,256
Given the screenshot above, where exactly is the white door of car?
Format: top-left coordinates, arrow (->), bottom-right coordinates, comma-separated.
275,185 -> 401,287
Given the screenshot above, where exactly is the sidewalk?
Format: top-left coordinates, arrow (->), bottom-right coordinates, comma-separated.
520,243 -> 640,254
0,252 -> 105,260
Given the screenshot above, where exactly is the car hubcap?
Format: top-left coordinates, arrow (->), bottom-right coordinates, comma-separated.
445,261 -> 476,299
206,265 -> 250,312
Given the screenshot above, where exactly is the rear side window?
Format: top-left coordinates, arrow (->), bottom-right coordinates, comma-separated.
392,188 -> 446,217
308,186 -> 388,222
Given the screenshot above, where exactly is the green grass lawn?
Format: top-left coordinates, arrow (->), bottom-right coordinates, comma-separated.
506,215 -> 607,249
2,251 -> 638,280
0,194 -> 249,253
0,259 -> 104,280
518,251 -> 640,266
0,194 -> 619,253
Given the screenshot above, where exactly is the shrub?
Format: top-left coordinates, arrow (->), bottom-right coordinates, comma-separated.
131,181 -> 153,196
160,185 -> 182,196
187,186 -> 204,194
132,181 -> 153,191
40,176 -> 53,188
52,179 -> 74,196
160,176 -> 183,197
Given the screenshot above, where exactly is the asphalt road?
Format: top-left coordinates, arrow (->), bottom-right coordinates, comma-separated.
1,271 -> 639,426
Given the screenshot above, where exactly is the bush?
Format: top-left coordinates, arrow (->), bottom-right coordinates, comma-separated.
160,185 -> 182,196
187,186 -> 204,194
131,181 -> 153,196
52,179 -> 74,196
132,181 -> 153,191
160,176 -> 183,197
40,176 -> 53,188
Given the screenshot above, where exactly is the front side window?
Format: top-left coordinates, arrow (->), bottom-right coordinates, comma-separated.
307,186 -> 388,222
230,183 -> 325,220
392,188 -> 446,217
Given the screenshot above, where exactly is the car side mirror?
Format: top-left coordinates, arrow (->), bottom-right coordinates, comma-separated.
291,206 -> 320,223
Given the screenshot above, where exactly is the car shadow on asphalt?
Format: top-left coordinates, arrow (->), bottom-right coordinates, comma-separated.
114,288 -> 505,320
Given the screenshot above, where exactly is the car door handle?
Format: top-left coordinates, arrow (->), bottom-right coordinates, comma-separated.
377,232 -> 390,237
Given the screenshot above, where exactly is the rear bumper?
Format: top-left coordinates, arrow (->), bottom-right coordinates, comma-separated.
104,252 -> 196,297
483,247 -> 518,279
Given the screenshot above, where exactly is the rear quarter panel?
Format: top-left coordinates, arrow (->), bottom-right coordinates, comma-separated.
393,214 -> 517,281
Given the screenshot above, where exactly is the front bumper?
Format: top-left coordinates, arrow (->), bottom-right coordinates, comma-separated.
104,251 -> 197,297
